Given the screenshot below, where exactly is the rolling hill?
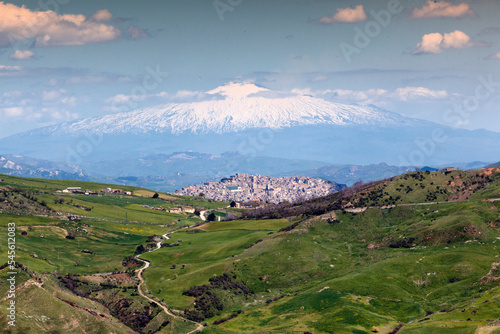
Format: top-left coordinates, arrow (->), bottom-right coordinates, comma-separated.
487,161 -> 500,168
1,168 -> 500,333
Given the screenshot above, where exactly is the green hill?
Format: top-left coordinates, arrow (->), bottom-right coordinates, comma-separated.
0,174 -> 228,333
1,170 -> 500,333
487,161 -> 500,168
144,169 -> 500,333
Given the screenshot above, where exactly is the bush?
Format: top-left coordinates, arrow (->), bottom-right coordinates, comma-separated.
183,274 -> 252,321
135,244 -> 146,254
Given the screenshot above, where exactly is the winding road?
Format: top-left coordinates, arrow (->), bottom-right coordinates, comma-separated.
135,232 -> 204,334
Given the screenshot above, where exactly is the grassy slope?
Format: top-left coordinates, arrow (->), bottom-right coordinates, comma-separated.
486,162 -> 500,168
140,169 -> 500,333
0,174 -> 227,333
0,267 -> 135,334
141,219 -> 290,309
1,171 -> 500,333
203,203 -> 500,333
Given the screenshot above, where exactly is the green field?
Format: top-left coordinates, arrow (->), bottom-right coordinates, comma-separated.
141,218 -> 290,309
1,171 -> 500,333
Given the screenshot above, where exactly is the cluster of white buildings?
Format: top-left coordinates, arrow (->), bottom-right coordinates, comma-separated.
175,173 -> 342,204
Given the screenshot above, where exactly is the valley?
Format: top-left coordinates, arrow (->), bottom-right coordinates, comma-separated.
0,167 -> 499,333
2,1 -> 500,333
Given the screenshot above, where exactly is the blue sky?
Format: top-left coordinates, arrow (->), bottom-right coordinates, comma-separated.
0,0 -> 499,137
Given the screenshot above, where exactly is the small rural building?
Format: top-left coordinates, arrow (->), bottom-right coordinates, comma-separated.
64,187 -> 81,193
183,207 -> 196,214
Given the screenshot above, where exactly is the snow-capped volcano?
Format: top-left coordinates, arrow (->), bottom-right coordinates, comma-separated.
3,82 -> 499,167
32,83 -> 421,136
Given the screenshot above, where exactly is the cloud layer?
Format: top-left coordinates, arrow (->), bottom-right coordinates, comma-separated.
319,5 -> 367,24
0,2 -> 121,47
291,86 -> 449,104
105,90 -> 222,112
0,89 -> 79,123
411,1 -> 475,19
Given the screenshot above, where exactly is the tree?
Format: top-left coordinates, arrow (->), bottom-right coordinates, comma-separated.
230,200 -> 236,208
152,193 -> 159,199
207,213 -> 216,222
54,197 -> 65,204
199,192 -> 205,198
135,244 -> 146,254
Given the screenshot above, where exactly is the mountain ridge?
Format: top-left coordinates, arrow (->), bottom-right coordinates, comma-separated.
1,83 -> 499,167
25,83 -> 426,136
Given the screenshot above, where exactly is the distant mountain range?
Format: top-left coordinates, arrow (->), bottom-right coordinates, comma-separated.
2,82 -> 499,166
486,161 -> 500,168
0,152 -> 491,192
0,155 -> 88,181
0,82 -> 498,189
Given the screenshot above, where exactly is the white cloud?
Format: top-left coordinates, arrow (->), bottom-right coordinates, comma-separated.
411,1 -> 475,19
0,65 -> 23,77
128,25 -> 150,40
393,87 -> 448,101
3,107 -> 24,117
486,52 -> 500,60
3,91 -> 22,98
0,88 -> 79,124
43,89 -> 63,101
319,5 -> 367,24
0,65 -> 22,71
89,9 -> 113,22
292,86 -> 448,104
9,49 -> 35,60
104,90 -> 219,112
0,2 -> 121,47
413,30 -> 473,54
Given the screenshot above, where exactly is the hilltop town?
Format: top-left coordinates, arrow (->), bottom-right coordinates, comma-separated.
174,173 -> 345,204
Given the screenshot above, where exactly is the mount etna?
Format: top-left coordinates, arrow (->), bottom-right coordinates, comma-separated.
0,83 -> 498,189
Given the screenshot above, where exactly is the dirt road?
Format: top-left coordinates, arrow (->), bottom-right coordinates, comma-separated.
135,232 -> 204,334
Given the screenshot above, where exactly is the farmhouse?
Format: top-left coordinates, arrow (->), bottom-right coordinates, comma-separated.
63,187 -> 81,193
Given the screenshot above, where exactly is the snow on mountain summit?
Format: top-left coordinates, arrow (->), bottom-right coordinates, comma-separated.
32,83 -> 422,136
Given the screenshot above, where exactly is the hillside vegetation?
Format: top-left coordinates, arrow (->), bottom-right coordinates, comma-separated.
487,161 -> 500,168
0,169 -> 500,333
0,174 -> 229,333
